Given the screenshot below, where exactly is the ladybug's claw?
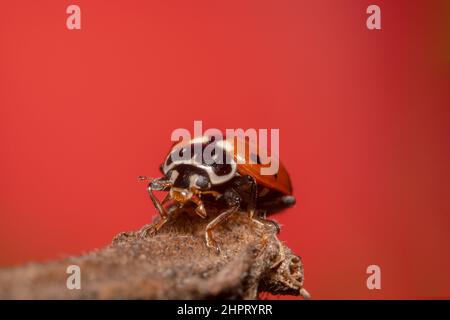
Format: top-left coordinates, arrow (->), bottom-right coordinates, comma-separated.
266,219 -> 281,234
250,215 -> 281,235
138,215 -> 169,239
138,224 -> 157,239
205,233 -> 221,253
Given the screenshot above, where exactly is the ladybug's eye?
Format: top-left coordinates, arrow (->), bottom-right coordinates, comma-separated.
195,175 -> 210,189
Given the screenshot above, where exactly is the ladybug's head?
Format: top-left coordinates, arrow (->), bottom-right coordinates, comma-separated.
166,164 -> 212,202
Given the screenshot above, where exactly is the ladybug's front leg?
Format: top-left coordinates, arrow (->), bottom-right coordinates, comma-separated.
190,196 -> 207,218
204,188 -> 240,253
190,190 -> 222,218
138,178 -> 172,239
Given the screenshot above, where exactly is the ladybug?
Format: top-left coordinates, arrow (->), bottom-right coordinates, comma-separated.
139,135 -> 295,251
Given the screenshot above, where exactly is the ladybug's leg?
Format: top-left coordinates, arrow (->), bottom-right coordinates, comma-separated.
205,188 -> 240,252
247,176 -> 258,220
190,190 -> 222,218
243,176 -> 280,233
190,196 -> 207,218
138,178 -> 172,239
189,190 -> 222,218
147,178 -> 172,216
161,193 -> 171,206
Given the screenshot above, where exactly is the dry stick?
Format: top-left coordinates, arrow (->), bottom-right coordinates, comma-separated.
0,208 -> 309,299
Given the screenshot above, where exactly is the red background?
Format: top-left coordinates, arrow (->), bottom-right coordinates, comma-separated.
1,1 -> 449,299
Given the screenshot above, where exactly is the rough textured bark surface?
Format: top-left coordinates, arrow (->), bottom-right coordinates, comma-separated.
0,208 -> 309,299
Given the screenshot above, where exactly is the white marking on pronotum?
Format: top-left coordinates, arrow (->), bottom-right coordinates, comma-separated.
169,170 -> 179,183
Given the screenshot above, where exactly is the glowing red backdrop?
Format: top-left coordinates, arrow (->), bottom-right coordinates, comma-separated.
1,0 -> 449,299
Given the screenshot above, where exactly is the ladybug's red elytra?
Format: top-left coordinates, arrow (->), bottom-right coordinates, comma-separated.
138,135 -> 296,251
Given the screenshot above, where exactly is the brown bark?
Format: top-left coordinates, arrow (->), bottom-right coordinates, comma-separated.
0,208 -> 309,299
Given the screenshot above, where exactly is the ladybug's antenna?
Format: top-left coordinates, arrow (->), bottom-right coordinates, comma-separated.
138,176 -> 154,182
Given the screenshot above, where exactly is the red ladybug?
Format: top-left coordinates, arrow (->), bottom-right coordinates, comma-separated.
139,136 -> 295,251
